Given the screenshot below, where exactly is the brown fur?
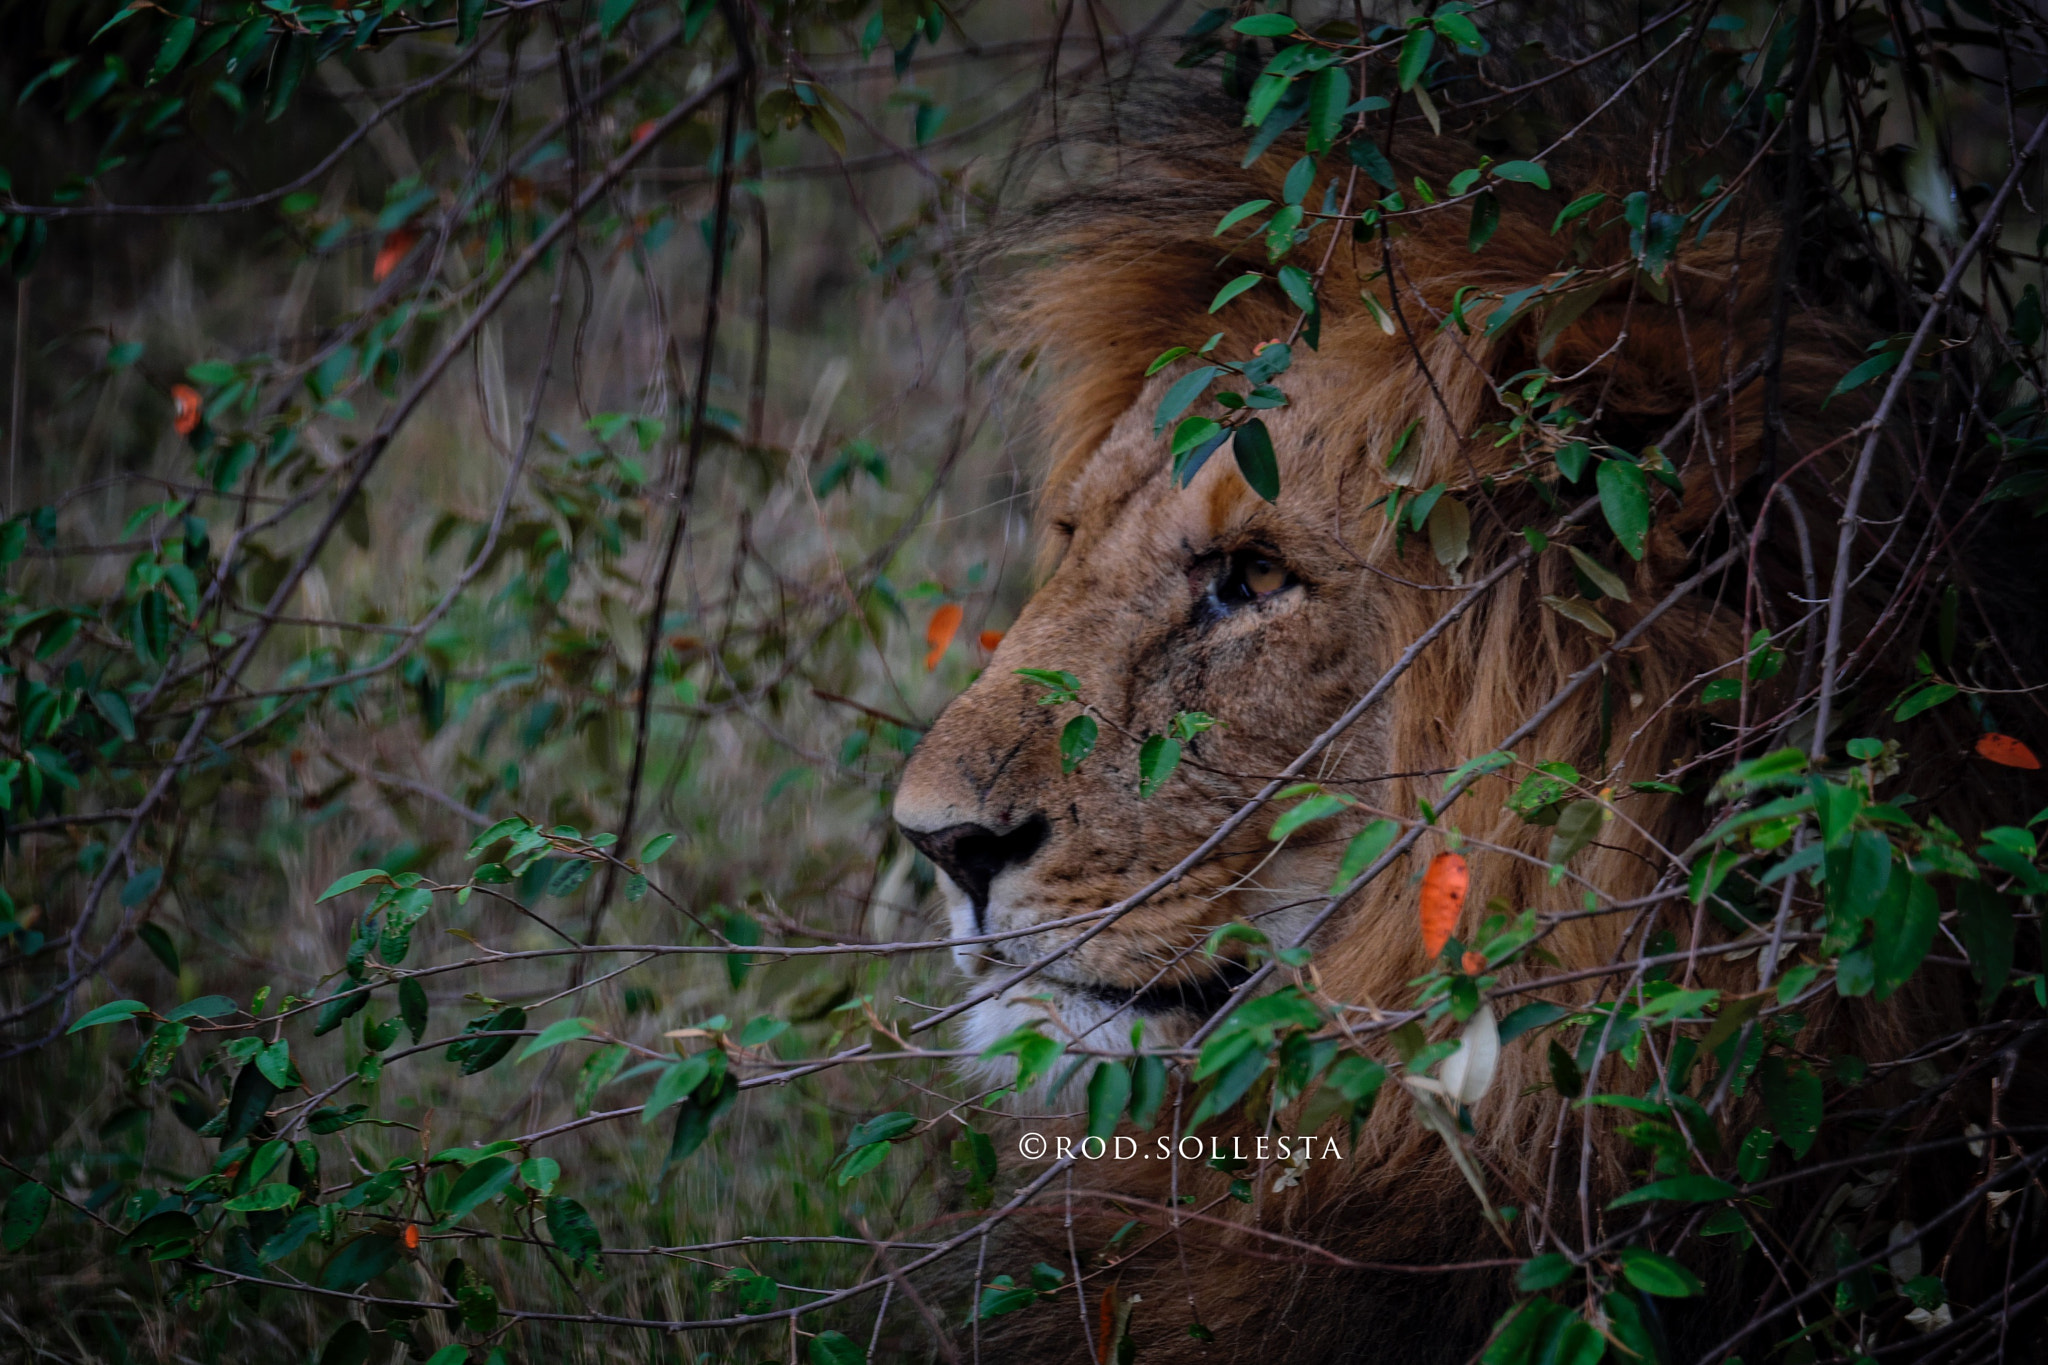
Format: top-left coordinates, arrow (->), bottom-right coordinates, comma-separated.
893,100 -> 1959,1362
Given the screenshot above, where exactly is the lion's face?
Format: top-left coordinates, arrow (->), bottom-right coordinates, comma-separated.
894,377 -> 1386,1058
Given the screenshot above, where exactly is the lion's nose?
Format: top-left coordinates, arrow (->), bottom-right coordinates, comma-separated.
900,814 -> 1049,909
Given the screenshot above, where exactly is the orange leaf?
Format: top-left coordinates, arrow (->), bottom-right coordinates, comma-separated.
170,383 -> 201,436
1460,949 -> 1487,976
1419,852 -> 1469,961
924,602 -> 963,671
403,1223 -> 419,1250
372,227 -> 420,283
1976,733 -> 2042,770
978,630 -> 1004,652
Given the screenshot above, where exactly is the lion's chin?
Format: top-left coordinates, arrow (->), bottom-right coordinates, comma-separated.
941,891 -> 1260,1101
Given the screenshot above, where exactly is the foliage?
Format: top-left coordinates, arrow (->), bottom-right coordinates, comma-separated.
0,0 -> 2046,1362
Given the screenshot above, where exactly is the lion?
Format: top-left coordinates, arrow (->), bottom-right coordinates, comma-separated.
888,83 -> 2041,1364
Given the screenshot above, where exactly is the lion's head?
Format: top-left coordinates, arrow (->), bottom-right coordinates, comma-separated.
893,114 -> 1851,1069
884,82 -> 2042,1365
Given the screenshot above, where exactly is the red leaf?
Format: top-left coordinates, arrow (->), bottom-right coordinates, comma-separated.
170,383 -> 201,436
633,119 -> 660,145
403,1223 -> 419,1250
1976,733 -> 2042,770
372,227 -> 420,283
924,603 -> 963,671
1460,950 -> 1487,976
977,630 -> 1004,652
1419,852 -> 1468,960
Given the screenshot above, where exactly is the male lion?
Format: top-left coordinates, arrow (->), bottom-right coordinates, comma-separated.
889,79 -> 2042,1364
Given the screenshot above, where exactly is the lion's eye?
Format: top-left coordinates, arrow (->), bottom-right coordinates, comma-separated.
1215,549 -> 1295,607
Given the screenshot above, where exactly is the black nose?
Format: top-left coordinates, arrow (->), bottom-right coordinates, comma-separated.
901,814 -> 1049,910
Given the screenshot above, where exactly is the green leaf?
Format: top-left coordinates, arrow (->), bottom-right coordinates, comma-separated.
1566,546 -> 1630,601
845,1111 -> 917,1150
1828,347 -> 1902,403
1548,1320 -> 1606,1365
518,1017 -> 594,1062
1397,26 -> 1435,89
544,1195 -> 601,1269
1154,366 -> 1221,433
145,14 -> 198,82
1702,679 -> 1743,703
1060,714 -> 1098,774
1892,682 -> 1957,721
1147,347 -> 1192,378
1517,1252 -> 1574,1292
519,1157 -> 559,1196
399,978 -> 429,1044
1607,1174 -> 1739,1209
319,1321 -> 373,1365
640,832 -> 676,862
320,1233 -> 400,1292
1542,595 -> 1615,640
597,0 -> 636,39
467,817 -> 528,856
2,1182 -> 51,1252
1212,202 -> 1271,238
1552,191 -> 1607,233
1172,416 -> 1223,458
1617,1247 -> 1702,1297
642,1055 -> 713,1123
91,688 -> 136,742
1759,1057 -> 1823,1158
1129,1053 -> 1168,1128
222,1182 -> 300,1213
980,1025 -> 1062,1092
977,1274 -> 1040,1320
1491,160 -> 1550,189
1305,67 -> 1347,154
120,868 -> 162,907
1207,274 -> 1263,314
835,1142 -> 891,1186
316,868 -> 388,902
1275,264 -> 1317,314
162,994 -> 236,1022
1497,1002 -> 1568,1046
1086,1061 -> 1132,1141
1484,1299 -> 1562,1365
1433,9 -> 1483,48
1956,882 -> 2015,1010
1596,458 -> 1650,560
1873,873 -> 1938,1001
809,1331 -> 867,1365
1188,1045 -> 1270,1127
1348,140 -> 1397,191
309,1104 -> 369,1134
436,1156 -> 517,1229
67,1000 -> 149,1033
1138,735 -> 1183,798
1330,819 -> 1400,893
1233,419 -> 1281,502
1271,791 -> 1351,841
1468,190 -> 1499,251
254,1038 -> 295,1089
1233,14 -> 1298,36
448,1005 -> 524,1072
